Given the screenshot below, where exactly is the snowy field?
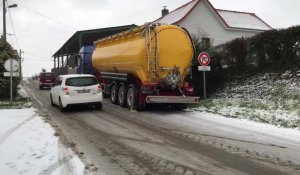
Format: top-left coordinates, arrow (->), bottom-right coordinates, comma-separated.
196,70 -> 300,128
0,108 -> 88,175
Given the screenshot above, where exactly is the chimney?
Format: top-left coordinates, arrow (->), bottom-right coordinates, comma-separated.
162,6 -> 169,17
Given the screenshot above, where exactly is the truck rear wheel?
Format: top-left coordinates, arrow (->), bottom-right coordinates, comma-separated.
127,86 -> 136,110
118,85 -> 127,107
127,85 -> 145,111
172,104 -> 187,111
110,84 -> 118,104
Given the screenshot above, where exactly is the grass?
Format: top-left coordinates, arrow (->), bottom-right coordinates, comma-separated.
193,74 -> 300,129
0,95 -> 32,109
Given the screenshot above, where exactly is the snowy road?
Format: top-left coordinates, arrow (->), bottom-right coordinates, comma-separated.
24,81 -> 300,175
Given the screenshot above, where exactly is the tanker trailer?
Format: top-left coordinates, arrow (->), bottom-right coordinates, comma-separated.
92,23 -> 200,110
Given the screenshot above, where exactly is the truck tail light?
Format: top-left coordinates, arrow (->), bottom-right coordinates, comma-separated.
98,84 -> 102,93
63,87 -> 69,95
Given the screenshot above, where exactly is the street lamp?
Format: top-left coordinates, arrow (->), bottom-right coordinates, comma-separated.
2,0 -> 17,41
8,4 -> 17,8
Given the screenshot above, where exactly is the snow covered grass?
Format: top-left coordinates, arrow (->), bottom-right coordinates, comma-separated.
0,108 -> 87,175
0,85 -> 32,109
0,83 -> 89,174
194,70 -> 300,128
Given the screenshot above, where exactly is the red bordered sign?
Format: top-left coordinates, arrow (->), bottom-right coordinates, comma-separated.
198,52 -> 211,66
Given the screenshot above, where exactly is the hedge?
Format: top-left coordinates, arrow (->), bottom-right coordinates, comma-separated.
223,25 -> 300,70
190,25 -> 300,97
0,38 -> 20,99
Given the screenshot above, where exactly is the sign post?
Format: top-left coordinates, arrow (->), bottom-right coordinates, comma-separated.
197,52 -> 211,100
4,59 -> 19,102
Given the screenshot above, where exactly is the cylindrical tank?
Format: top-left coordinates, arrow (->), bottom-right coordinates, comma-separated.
92,24 -> 194,88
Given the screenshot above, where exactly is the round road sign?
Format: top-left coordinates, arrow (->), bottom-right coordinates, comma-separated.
198,52 -> 211,66
4,59 -> 19,72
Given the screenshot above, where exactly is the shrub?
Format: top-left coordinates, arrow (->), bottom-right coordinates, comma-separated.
0,38 -> 20,100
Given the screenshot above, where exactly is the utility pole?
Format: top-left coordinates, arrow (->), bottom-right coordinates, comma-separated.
2,0 -> 18,102
3,0 -> 6,41
2,1 -> 19,102
19,49 -> 23,84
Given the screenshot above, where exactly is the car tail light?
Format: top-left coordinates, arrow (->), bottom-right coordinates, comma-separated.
184,82 -> 190,88
98,84 -> 102,93
63,87 -> 69,95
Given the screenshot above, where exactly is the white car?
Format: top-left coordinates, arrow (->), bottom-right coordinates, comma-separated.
50,74 -> 103,112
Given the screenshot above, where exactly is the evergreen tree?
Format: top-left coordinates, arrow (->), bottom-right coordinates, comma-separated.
0,38 -> 20,99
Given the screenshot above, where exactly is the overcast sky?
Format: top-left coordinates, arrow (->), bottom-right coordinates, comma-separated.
1,0 -> 300,77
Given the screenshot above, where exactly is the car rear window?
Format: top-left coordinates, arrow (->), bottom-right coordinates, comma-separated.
65,77 -> 98,87
40,73 -> 54,78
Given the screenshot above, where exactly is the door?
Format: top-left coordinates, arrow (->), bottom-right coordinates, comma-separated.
52,77 -> 62,104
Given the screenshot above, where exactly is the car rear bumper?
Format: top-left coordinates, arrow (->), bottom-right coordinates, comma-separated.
66,102 -> 101,107
62,93 -> 103,107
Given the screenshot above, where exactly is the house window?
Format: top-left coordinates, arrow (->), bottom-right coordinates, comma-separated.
202,38 -> 210,50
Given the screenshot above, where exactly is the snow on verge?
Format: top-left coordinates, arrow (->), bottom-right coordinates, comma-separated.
195,71 -> 300,128
0,108 -> 88,175
18,84 -> 29,98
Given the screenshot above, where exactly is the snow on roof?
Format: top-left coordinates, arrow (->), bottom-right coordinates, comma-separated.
216,9 -> 272,31
154,0 -> 199,24
154,0 -> 272,31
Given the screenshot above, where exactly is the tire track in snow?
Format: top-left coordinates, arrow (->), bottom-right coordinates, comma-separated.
0,115 -> 35,145
37,154 -> 75,175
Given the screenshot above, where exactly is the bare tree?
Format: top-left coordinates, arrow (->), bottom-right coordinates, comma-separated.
191,29 -> 214,55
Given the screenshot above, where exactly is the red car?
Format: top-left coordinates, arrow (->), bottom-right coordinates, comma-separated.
39,72 -> 55,90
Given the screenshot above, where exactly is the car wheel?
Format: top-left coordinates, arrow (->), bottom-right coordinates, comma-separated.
50,94 -> 55,106
110,84 -> 118,104
118,85 -> 127,107
39,85 -> 43,90
59,98 -> 66,112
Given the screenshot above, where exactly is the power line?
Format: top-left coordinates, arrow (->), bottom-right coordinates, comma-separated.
14,1 -> 78,31
25,58 -> 51,62
24,52 -> 51,59
2,32 -> 67,41
7,6 -> 20,50
0,32 -> 14,35
15,34 -> 65,41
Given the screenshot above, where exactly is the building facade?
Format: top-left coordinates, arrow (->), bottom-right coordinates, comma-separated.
154,0 -> 272,46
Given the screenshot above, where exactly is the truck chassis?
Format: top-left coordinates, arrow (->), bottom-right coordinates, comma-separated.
99,72 -> 200,111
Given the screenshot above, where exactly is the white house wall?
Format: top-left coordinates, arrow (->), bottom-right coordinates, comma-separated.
177,0 -> 261,46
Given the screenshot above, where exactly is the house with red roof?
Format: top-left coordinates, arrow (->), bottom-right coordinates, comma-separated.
154,0 -> 272,46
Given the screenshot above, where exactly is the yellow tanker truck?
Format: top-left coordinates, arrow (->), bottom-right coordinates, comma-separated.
92,23 -> 200,110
